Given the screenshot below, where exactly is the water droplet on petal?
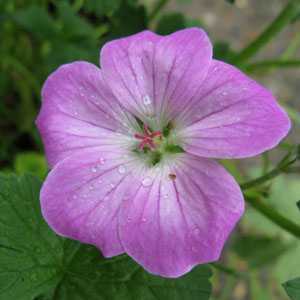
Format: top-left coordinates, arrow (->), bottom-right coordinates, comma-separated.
72,195 -> 77,200
142,217 -> 147,222
118,165 -> 126,174
99,158 -> 105,165
143,95 -> 151,106
89,184 -> 94,190
222,91 -> 228,96
91,166 -> 98,173
142,177 -> 152,187
163,194 -> 169,199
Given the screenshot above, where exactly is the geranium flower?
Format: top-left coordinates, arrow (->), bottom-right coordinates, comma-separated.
37,28 -> 290,278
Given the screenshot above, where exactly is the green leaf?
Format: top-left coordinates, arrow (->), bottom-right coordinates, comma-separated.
107,0 -> 147,39
283,277 -> 300,300
0,174 -> 212,299
52,242 -> 212,299
232,233 -> 293,268
0,174 -> 63,300
156,13 -> 186,35
14,152 -> 48,179
56,2 -> 95,40
225,0 -> 235,4
297,200 -> 300,211
213,41 -> 236,63
13,5 -> 58,40
84,0 -> 121,16
156,12 -> 204,35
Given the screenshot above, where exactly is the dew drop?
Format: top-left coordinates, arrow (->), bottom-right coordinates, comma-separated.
142,177 -> 152,187
118,165 -> 126,174
143,95 -> 151,106
72,195 -> 78,200
142,217 -> 147,222
89,184 -> 94,190
163,194 -> 169,199
99,158 -> 105,165
91,166 -> 98,173
222,91 -> 228,96
110,183 -> 115,188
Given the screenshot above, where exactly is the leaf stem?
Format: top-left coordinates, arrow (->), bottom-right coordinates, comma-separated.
244,59 -> 300,73
232,0 -> 300,66
245,196 -> 300,239
240,149 -> 298,190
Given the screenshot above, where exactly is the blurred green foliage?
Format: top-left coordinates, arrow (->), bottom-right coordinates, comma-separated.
1,1 -> 300,299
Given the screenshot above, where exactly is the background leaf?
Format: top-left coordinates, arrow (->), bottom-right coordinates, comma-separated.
283,277 -> 300,300
0,174 -> 212,299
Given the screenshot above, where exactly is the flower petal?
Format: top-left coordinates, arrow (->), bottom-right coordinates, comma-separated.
40,147 -> 137,257
178,60 -> 291,159
100,28 -> 212,123
36,61 -> 134,167
118,154 -> 244,277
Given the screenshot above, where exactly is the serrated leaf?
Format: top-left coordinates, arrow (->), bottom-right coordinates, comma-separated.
283,277 -> 300,300
0,174 -> 63,300
0,174 -> 212,299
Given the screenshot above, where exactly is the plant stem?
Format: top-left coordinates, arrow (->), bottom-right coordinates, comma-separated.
232,0 -> 300,66
148,0 -> 170,22
282,30 -> 300,59
240,151 -> 298,190
244,59 -> 300,73
245,196 -> 300,239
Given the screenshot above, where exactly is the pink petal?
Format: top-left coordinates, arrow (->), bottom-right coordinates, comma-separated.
36,61 -> 130,167
178,60 -> 291,159
100,28 -> 212,122
118,154 -> 244,277
40,148 -> 136,257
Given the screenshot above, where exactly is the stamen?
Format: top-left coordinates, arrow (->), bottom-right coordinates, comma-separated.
134,124 -> 162,150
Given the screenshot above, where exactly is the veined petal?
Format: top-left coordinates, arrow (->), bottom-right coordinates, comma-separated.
40,148 -> 137,257
178,60 -> 291,159
118,154 -> 244,277
36,61 -> 135,167
100,28 -> 212,124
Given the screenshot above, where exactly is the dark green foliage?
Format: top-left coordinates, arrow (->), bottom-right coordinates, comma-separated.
232,233 -> 293,268
0,174 -> 212,300
283,278 -> 300,300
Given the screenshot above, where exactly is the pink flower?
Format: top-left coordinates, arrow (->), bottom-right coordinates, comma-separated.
36,29 -> 290,278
